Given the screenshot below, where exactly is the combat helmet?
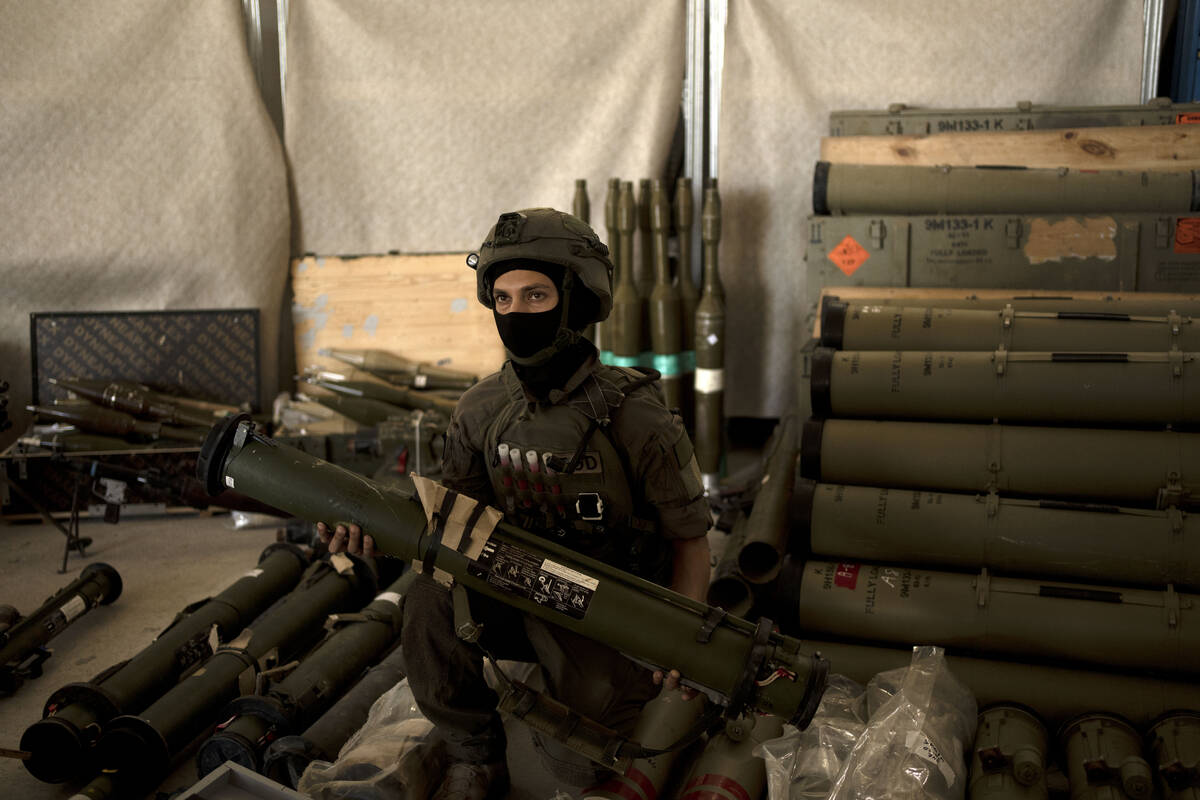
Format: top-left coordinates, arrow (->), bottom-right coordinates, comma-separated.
467,208 -> 614,326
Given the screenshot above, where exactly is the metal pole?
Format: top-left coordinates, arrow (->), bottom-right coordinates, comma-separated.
1143,0 -> 1166,103
685,0 -> 706,287
707,0 -> 728,180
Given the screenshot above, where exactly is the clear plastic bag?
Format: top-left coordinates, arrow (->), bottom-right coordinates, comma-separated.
298,678 -> 444,800
757,674 -> 869,800
828,646 -> 977,800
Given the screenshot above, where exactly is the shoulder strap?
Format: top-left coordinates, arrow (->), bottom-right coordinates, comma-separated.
562,367 -> 661,475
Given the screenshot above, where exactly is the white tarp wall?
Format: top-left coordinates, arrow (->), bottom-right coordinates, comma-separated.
719,0 -> 1146,417
0,0 -> 291,447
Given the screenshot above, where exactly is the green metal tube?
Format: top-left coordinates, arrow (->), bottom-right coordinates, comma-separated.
17,431 -> 144,453
707,512 -> 754,618
21,544 -> 307,784
814,162 -> 1200,216
50,378 -> 217,429
819,292 -> 1200,320
804,638 -> 1200,731
581,688 -> 708,800
1146,712 -> 1200,800
803,482 -> 1200,589
800,418 -> 1200,508
811,347 -> 1200,425
795,560 -> 1200,677
610,181 -> 643,367
694,180 -> 726,492
199,417 -> 828,726
1,564 -> 122,696
821,301 -> 1200,353
737,418 -> 798,584
636,178 -> 655,364
1060,713 -> 1154,800
676,177 -> 699,431
574,178 -> 591,224
195,572 -> 412,777
969,704 -> 1049,800
678,713 -> 784,800
320,348 -> 477,391
598,177 -> 621,365
310,392 -> 409,427
93,555 -> 377,794
649,179 -> 683,409
304,376 -> 456,416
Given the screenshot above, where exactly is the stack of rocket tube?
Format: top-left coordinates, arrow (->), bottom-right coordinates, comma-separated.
0,563 -> 123,696
79,553 -> 377,798
197,415 -> 829,729
261,643 -> 408,789
21,543 -> 308,784
649,179 -> 684,410
194,571 -> 413,778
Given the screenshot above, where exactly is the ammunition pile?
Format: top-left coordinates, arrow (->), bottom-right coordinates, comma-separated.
806,99 -> 1200,336
575,177 -> 721,487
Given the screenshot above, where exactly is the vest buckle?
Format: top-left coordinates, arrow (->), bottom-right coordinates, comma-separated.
576,493 -> 605,521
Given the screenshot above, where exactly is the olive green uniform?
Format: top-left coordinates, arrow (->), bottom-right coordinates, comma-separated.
401,348 -> 709,784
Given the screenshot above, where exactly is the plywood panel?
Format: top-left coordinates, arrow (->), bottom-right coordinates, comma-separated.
291,254 -> 506,382
820,126 -> 1200,170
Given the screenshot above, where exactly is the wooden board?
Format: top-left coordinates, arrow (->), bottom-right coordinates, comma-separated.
819,125 -> 1200,170
291,254 -> 506,383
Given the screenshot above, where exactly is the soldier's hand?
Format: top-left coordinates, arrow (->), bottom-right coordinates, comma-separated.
652,668 -> 699,701
316,522 -> 376,558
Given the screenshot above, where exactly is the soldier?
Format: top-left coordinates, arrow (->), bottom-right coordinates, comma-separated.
320,208 -> 711,799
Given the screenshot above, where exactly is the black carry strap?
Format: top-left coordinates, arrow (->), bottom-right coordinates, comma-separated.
422,489 -> 459,575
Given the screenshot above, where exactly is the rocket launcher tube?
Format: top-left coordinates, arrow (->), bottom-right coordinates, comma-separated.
0,564 -> 123,697
49,378 -> 218,429
649,179 -> 683,410
194,572 -> 413,777
694,180 -> 725,491
609,181 -> 643,367
811,347 -> 1200,425
320,348 -> 477,391
820,300 -> 1200,353
737,418 -> 798,584
304,376 -> 457,416
198,415 -> 828,728
21,543 -> 307,784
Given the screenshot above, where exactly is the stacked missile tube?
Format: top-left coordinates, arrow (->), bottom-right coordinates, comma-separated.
789,290 -> 1200,779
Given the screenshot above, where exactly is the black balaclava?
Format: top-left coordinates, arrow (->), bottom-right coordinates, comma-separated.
489,261 -> 597,399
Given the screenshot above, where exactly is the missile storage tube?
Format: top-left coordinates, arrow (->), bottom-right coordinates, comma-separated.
1060,713 -> 1154,800
199,416 -> 828,726
969,704 -> 1050,800
194,572 -> 412,777
311,393 -> 410,427
801,418 -> 1200,508
648,179 -> 683,410
21,543 -> 308,784
583,687 -> 709,800
262,643 -> 408,789
811,347 -> 1200,425
678,714 -> 784,800
675,177 -> 699,430
805,639 -> 1200,731
1146,711 -> 1200,800
794,560 -> 1199,677
803,482 -> 1200,589
609,181 -> 644,368
0,564 -> 122,695
813,162 -> 1200,216
93,555 -> 378,794
820,301 -> 1199,353
52,378 -> 217,429
736,417 -> 798,584
694,180 -> 726,492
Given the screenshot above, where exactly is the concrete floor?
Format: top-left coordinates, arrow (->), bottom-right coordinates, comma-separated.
0,512 -> 612,800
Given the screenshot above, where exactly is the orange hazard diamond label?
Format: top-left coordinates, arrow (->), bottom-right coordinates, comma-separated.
1176,112 -> 1200,124
828,235 -> 870,276
1175,218 -> 1200,254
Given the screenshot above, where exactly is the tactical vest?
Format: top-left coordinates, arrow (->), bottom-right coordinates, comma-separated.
483,366 -> 670,581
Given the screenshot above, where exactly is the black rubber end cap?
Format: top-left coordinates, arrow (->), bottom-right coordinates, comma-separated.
820,299 -> 848,350
812,161 -> 832,215
197,412 -> 253,496
197,731 -> 260,778
800,418 -> 825,482
20,716 -> 90,783
81,562 -> 123,605
810,348 -> 834,420
790,651 -> 832,730
263,735 -> 324,789
96,715 -> 170,788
